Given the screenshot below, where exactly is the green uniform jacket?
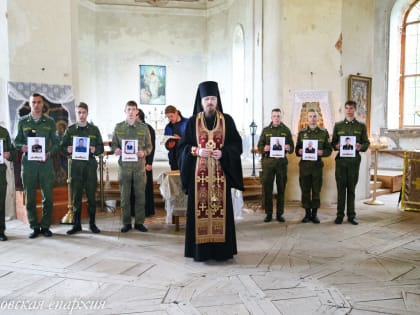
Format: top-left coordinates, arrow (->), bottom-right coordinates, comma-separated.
0,126 -> 14,170
257,122 -> 294,159
111,120 -> 152,168
61,123 -> 104,161
331,119 -> 370,157
295,126 -> 332,166
14,114 -> 59,156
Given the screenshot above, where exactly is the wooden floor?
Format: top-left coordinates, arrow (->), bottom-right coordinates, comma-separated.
1,192 -> 420,314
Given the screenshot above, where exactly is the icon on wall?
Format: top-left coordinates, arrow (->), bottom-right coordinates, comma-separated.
140,65 -> 166,105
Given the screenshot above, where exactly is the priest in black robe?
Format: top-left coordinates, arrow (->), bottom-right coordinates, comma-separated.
178,81 -> 244,261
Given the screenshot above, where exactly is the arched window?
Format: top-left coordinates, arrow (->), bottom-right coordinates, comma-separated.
400,0 -> 420,127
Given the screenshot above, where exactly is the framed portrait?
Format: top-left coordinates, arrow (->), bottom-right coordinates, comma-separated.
269,137 -> 285,158
72,136 -> 90,161
139,65 -> 166,105
340,135 -> 356,158
122,139 -> 138,162
348,75 -> 372,134
28,137 -> 46,161
302,139 -> 318,161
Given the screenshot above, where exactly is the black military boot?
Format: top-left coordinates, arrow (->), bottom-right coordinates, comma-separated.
67,211 -> 82,235
264,214 -> 272,222
89,213 -> 101,233
311,208 -> 320,224
121,224 -> 132,233
276,213 -> 285,222
302,208 -> 311,223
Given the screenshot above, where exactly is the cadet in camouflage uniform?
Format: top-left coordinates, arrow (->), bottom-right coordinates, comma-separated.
258,108 -> 294,223
0,126 -> 13,241
295,109 -> 332,224
14,93 -> 59,238
112,100 -> 152,233
331,100 -> 370,225
61,102 -> 104,235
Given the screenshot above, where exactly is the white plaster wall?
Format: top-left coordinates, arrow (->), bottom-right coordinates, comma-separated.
205,0 -> 255,133
0,0 -> 9,126
78,4 -> 97,117
258,0 -> 377,205
278,0 -> 344,206
7,0 -> 74,85
80,6 -> 207,137
372,0 -> 395,135
341,0 -> 375,201
262,0 -> 283,125
281,0 -> 343,126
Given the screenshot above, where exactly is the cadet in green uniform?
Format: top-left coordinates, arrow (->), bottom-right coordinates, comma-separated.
331,100 -> 370,225
257,108 -> 294,222
112,100 -> 152,233
14,93 -> 59,238
295,109 -> 332,223
61,102 -> 104,235
0,126 -> 14,241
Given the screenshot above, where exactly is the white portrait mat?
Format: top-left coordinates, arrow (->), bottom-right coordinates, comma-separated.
27,137 -> 46,161
340,135 -> 356,157
72,136 -> 90,160
302,139 -> 318,161
269,136 -> 285,158
122,139 -> 138,162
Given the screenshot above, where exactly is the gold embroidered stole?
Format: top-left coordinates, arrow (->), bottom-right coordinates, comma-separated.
194,111 -> 226,244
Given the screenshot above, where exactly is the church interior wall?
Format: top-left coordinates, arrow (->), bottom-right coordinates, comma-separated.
372,0 -> 394,135
1,0 -> 409,214
79,3 -> 208,137
78,3 -> 97,119
0,0 -> 9,127
7,0 -> 74,87
272,0 -> 375,204
204,0 -> 255,134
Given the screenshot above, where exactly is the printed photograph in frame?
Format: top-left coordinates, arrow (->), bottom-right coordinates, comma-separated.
269,136 -> 285,158
140,65 -> 166,105
340,136 -> 356,158
348,74 -> 371,134
28,137 -> 46,161
122,139 -> 138,162
72,136 -> 90,161
302,139 -> 318,161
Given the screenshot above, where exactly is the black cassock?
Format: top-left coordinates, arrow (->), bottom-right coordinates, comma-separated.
178,113 -> 244,261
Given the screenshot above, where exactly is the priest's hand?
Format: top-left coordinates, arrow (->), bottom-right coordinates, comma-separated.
198,148 -> 212,158
212,149 -> 222,160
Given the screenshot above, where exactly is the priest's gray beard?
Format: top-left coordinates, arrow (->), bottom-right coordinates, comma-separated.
204,110 -> 216,119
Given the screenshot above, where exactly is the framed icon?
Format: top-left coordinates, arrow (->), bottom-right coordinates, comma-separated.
348,75 -> 371,135
140,65 -> 166,105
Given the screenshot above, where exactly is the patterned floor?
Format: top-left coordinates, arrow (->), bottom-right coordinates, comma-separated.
0,192 -> 419,314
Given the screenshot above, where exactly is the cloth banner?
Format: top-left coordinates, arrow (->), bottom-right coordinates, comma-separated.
7,81 -> 76,188
401,151 -> 420,212
7,81 -> 76,136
